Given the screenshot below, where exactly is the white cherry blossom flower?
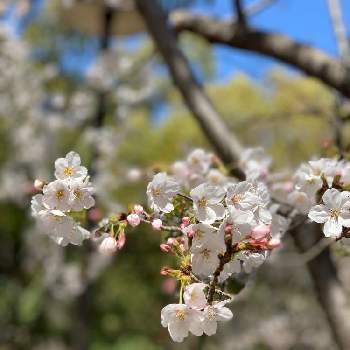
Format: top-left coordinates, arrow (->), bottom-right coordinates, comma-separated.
226,181 -> 256,212
206,169 -> 227,187
225,207 -> 254,244
42,180 -> 71,211
201,301 -> 233,336
52,224 -> 90,246
146,172 -> 180,213
187,223 -> 225,251
190,183 -> 225,224
288,190 -> 314,214
69,179 -> 95,211
187,148 -> 211,175
241,251 -> 267,273
54,151 -> 88,181
294,163 -> 323,196
240,147 -> 271,180
191,242 -> 223,277
309,158 -> 338,188
219,257 -> 241,282
183,283 -> 207,310
161,304 -> 203,342
308,188 -> 350,238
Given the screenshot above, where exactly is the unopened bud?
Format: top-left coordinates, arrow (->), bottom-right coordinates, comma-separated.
160,243 -> 171,253
224,224 -> 233,235
117,231 -> 126,250
182,217 -> 190,227
186,228 -> 194,239
160,266 -> 171,276
152,218 -> 162,230
133,204 -> 144,215
127,213 -> 141,227
251,224 -> 271,240
99,236 -> 118,255
167,237 -> 176,246
267,238 -> 281,249
34,179 -> 45,191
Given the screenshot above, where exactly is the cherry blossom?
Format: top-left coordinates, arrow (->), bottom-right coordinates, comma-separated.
201,301 -> 233,336
190,183 -> 225,224
54,151 -> 88,181
161,304 -> 203,342
308,189 -> 350,238
146,172 -> 180,213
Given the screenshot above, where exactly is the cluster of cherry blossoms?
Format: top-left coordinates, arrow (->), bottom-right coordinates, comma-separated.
31,152 -> 95,246
29,147 -> 350,343
288,158 -> 350,241
125,148 -> 288,342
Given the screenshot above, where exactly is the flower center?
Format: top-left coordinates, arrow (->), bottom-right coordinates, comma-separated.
63,167 -> 74,177
231,194 -> 242,205
201,248 -> 211,259
198,198 -> 207,208
194,229 -> 203,240
207,307 -> 217,320
152,187 -> 162,197
329,208 -> 339,218
74,190 -> 82,200
175,309 -> 186,321
56,190 -> 65,200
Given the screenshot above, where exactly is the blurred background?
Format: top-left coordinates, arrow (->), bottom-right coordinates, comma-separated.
0,0 -> 350,349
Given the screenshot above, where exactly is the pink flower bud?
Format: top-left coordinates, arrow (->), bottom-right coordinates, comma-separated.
267,237 -> 281,249
99,237 -> 118,255
160,244 -> 171,253
224,224 -> 233,235
187,229 -> 194,239
251,224 -> 271,240
133,204 -> 144,215
182,217 -> 190,227
152,218 -> 162,230
127,213 -> 141,227
117,231 -> 126,250
34,179 -> 45,191
160,266 -> 171,276
167,237 -> 176,246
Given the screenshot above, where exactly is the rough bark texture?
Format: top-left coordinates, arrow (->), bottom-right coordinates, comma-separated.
171,11 -> 350,99
136,1 -> 350,349
292,223 -> 350,350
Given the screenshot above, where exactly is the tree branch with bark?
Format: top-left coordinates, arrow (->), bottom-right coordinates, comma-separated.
170,10 -> 350,99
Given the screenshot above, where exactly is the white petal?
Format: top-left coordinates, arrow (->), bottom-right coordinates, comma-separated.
323,218 -> 342,238
308,205 -> 329,223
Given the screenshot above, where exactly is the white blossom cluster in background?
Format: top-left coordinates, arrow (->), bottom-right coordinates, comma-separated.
287,158 -> 350,241
31,152 -> 95,246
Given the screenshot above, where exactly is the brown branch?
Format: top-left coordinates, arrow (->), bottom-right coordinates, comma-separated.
171,11 -> 350,99
135,0 -> 245,180
292,222 -> 350,350
233,0 -> 247,27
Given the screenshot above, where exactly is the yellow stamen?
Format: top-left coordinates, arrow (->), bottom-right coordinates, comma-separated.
63,167 -> 74,177
198,198 -> 207,208
56,190 -> 65,200
175,309 -> 186,321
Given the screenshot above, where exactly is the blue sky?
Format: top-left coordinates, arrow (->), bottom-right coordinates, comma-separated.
2,0 -> 350,83
191,0 -> 350,81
